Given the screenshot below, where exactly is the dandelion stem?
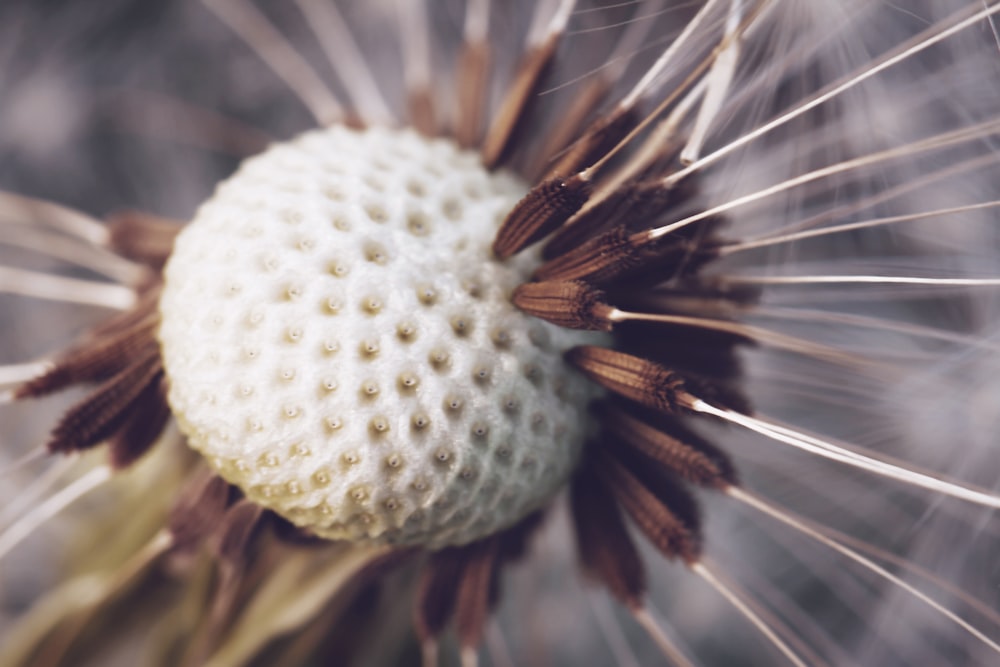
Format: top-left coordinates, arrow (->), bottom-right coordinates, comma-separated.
787,505 -> 1000,631
650,118 -> 1000,240
586,590 -> 641,667
460,646 -> 479,667
0,456 -> 73,528
538,11 -> 670,97
721,200 -> 1000,255
679,0 -> 743,164
986,0 -> 1000,51
294,0 -> 394,125
465,0 -> 490,42
0,192 -> 108,245
102,88 -> 273,156
694,401 -> 1000,509
484,620 -> 516,667
619,0 -> 728,110
202,0 -> 343,125
395,0 -> 436,135
0,446 -> 46,482
568,0 -> 698,35
0,465 -> 112,561
591,0 -> 771,177
0,266 -> 136,310
736,152 -> 1000,242
568,0 -> 771,222
609,309 -> 874,368
421,640 -> 439,667
0,223 -> 144,284
729,486 -> 1000,655
205,544 -> 393,667
632,605 -> 697,667
724,275 -> 1000,287
535,0 -> 578,46
691,560 -> 807,667
0,360 -> 51,387
751,306 -> 1000,350
666,1 -> 1000,185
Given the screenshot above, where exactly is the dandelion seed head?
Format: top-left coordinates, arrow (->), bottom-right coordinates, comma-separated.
159,123 -> 599,547
3,0 -> 1000,665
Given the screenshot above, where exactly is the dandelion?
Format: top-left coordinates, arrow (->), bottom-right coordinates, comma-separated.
1,1 -> 999,665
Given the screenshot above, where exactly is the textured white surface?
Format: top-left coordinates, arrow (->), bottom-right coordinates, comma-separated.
159,125 -> 597,547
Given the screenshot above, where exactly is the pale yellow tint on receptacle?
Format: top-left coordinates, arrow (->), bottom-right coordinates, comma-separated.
158,125 -> 598,548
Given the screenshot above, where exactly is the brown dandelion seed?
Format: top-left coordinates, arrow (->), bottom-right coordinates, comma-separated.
493,173 -> 594,259
566,345 -> 694,414
512,279 -> 615,331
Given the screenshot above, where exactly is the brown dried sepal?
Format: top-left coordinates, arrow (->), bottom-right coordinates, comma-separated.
570,459 -> 646,608
493,173 -> 593,259
566,346 -> 693,414
595,447 -> 702,565
512,280 -> 615,331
